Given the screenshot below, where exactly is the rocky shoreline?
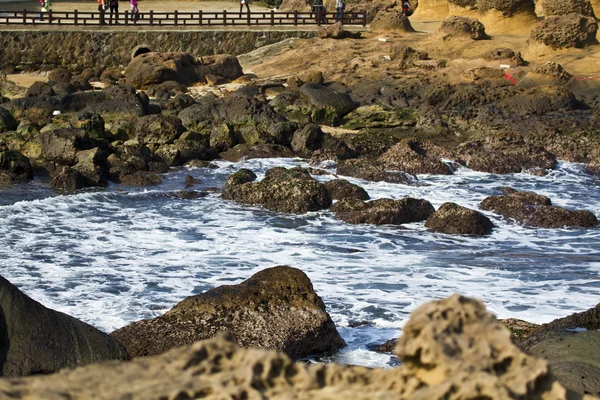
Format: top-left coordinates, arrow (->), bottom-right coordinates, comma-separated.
1,0 -> 600,396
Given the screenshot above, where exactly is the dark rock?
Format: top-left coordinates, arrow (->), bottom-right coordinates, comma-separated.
337,158 -> 414,184
291,123 -> 324,157
226,168 -> 257,186
162,94 -> 196,113
52,82 -> 78,95
184,174 -> 201,188
50,166 -> 87,192
378,139 -> 454,175
480,188 -> 599,228
185,159 -> 217,169
26,81 -> 54,97
458,141 -> 557,174
48,68 -> 72,84
107,144 -> 154,181
70,77 -> 93,92
135,115 -> 185,147
425,202 -> 494,235
223,167 -> 332,214
205,74 -> 227,86
219,143 -> 293,162
437,16 -> 488,40
37,128 -> 95,165
111,266 -> 345,359
72,147 -> 109,187
337,131 -> 399,158
324,179 -> 370,201
99,67 -> 123,83
120,172 -> 163,186
0,107 -> 18,133
334,198 -> 435,225
529,14 -> 598,49
0,150 -> 33,183
0,274 -> 129,377
373,338 -> 398,353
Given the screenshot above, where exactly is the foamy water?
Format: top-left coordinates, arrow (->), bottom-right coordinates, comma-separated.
0,158 -> 599,368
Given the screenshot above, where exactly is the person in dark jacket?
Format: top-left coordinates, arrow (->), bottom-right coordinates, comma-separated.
109,0 -> 119,24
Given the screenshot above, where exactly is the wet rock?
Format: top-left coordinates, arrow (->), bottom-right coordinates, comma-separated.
480,187 -> 599,228
37,128 -> 96,166
425,202 -> 493,235
120,171 -> 163,186
111,266 -> 345,359
50,166 -> 87,192
338,131 -> 399,158
135,114 -> 185,147
0,107 -> 18,133
529,14 -> 598,49
458,140 -> 557,173
72,147 -> 109,187
26,81 -> 54,97
124,52 -> 243,89
324,179 -> 370,201
0,274 -> 129,377
373,338 -> 397,353
84,85 -> 147,118
107,144 -> 155,181
0,150 -> 33,184
334,198 -> 435,225
184,174 -> 201,188
225,168 -> 256,186
378,139 -> 454,175
337,158 -> 415,184
222,167 -> 332,214
436,16 -> 488,40
542,0 -> 596,17
219,143 -> 293,162
48,67 -> 72,84
370,10 -> 415,33
291,123 -> 325,156
186,159 -> 217,169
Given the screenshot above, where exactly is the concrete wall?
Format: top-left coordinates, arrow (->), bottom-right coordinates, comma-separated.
0,29 -> 317,71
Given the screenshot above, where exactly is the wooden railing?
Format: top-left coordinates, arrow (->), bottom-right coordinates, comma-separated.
0,9 -> 367,26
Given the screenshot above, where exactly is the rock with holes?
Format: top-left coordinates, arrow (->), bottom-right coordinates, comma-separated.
530,13 -> 598,49
370,10 -> 415,32
337,158 -> 415,184
324,179 -> 370,201
542,0 -> 596,17
425,202 -> 494,235
436,16 -> 488,39
378,139 -> 454,175
334,197 -> 435,225
111,266 -> 345,359
480,187 -> 599,228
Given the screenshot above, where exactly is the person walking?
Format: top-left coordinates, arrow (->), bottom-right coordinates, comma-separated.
39,0 -> 51,21
109,0 -> 119,24
335,0 -> 345,22
401,0 -> 413,16
130,0 -> 139,22
98,0 -> 107,25
239,0 -> 250,18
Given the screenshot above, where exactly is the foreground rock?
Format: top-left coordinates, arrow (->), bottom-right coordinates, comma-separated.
425,202 -> 494,235
480,187 -> 599,228
333,198 -> 435,225
529,14 -> 598,49
0,275 -> 129,377
436,16 -> 488,40
112,266 -> 345,359
0,294 -> 592,399
222,167 -> 332,214
370,10 -> 415,33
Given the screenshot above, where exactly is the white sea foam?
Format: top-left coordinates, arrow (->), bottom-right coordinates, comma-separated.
0,158 -> 599,368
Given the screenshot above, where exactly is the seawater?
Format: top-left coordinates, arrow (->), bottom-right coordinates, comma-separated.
0,158 -> 599,368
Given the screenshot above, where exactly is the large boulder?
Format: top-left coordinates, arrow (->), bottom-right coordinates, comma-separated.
134,114 -> 185,147
125,52 -> 243,89
337,158 -> 415,184
112,266 -> 345,359
542,0 -> 596,16
436,16 -> 488,39
0,108 -> 18,133
72,147 -> 109,187
529,14 -> 598,49
0,295 -> 588,400
222,167 -> 332,214
378,139 -> 454,175
0,150 -> 33,184
291,123 -> 325,157
370,10 -> 416,32
25,81 -> 54,98
425,202 -> 494,235
324,179 -> 370,201
334,197 -> 435,225
0,275 -> 129,377
51,166 -> 87,192
48,67 -> 72,84
478,0 -> 535,15
480,187 -> 599,228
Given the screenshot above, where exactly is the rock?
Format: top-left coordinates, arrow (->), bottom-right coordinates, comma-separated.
529,14 -> 598,49
184,174 -> 201,188
162,94 -> 196,113
135,114 -> 185,147
334,198 -> 435,225
542,0 -> 596,16
112,266 -> 345,359
0,294 -> 589,400
225,168 -> 256,186
99,67 -> 123,83
370,10 -> 415,33
390,44 -> 429,66
0,107 -> 18,133
337,158 -> 415,184
26,81 -> 54,97
124,52 -> 243,89
338,131 -> 399,158
37,128 -> 96,166
0,274 -> 129,377
425,202 -> 494,235
378,139 -> 454,175
0,150 -> 33,183
480,47 -> 525,66
205,73 -> 227,86
72,147 -> 109,187
318,22 -> 344,38
70,77 -> 93,92
478,0 -> 535,15
52,82 -> 78,95
84,85 -> 147,118
51,166 -> 87,192
291,123 -> 324,156
436,16 -> 488,39
480,187 -> 599,228
324,179 -> 370,201
219,143 -> 293,162
413,0 -> 450,20
373,337 -> 397,353
458,140 -> 557,173
107,144 -> 155,181
120,171 -> 163,186
222,167 -> 332,214
299,70 -> 325,85
48,67 -> 72,84
499,318 -> 539,340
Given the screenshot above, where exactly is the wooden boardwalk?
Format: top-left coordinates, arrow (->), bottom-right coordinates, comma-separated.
0,9 -> 366,26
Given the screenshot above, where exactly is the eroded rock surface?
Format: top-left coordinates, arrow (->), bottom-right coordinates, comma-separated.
425,202 -> 494,235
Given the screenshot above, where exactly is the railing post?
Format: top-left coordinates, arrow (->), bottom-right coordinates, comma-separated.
48,10 -> 52,24
294,10 -> 298,26
149,10 -> 153,25
247,9 -> 250,24
317,8 -> 321,26
174,10 -> 178,25
74,9 -> 78,25
223,9 -> 226,25
199,10 -> 202,25
22,9 -> 26,24
362,9 -> 366,26
270,9 -> 274,26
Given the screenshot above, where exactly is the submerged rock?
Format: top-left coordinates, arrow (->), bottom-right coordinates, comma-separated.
480,187 -> 599,228
111,266 -> 345,359
425,202 -> 494,235
0,275 -> 129,377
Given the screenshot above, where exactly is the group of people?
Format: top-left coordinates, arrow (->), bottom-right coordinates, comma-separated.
97,0 -> 140,24
238,0 -> 346,23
